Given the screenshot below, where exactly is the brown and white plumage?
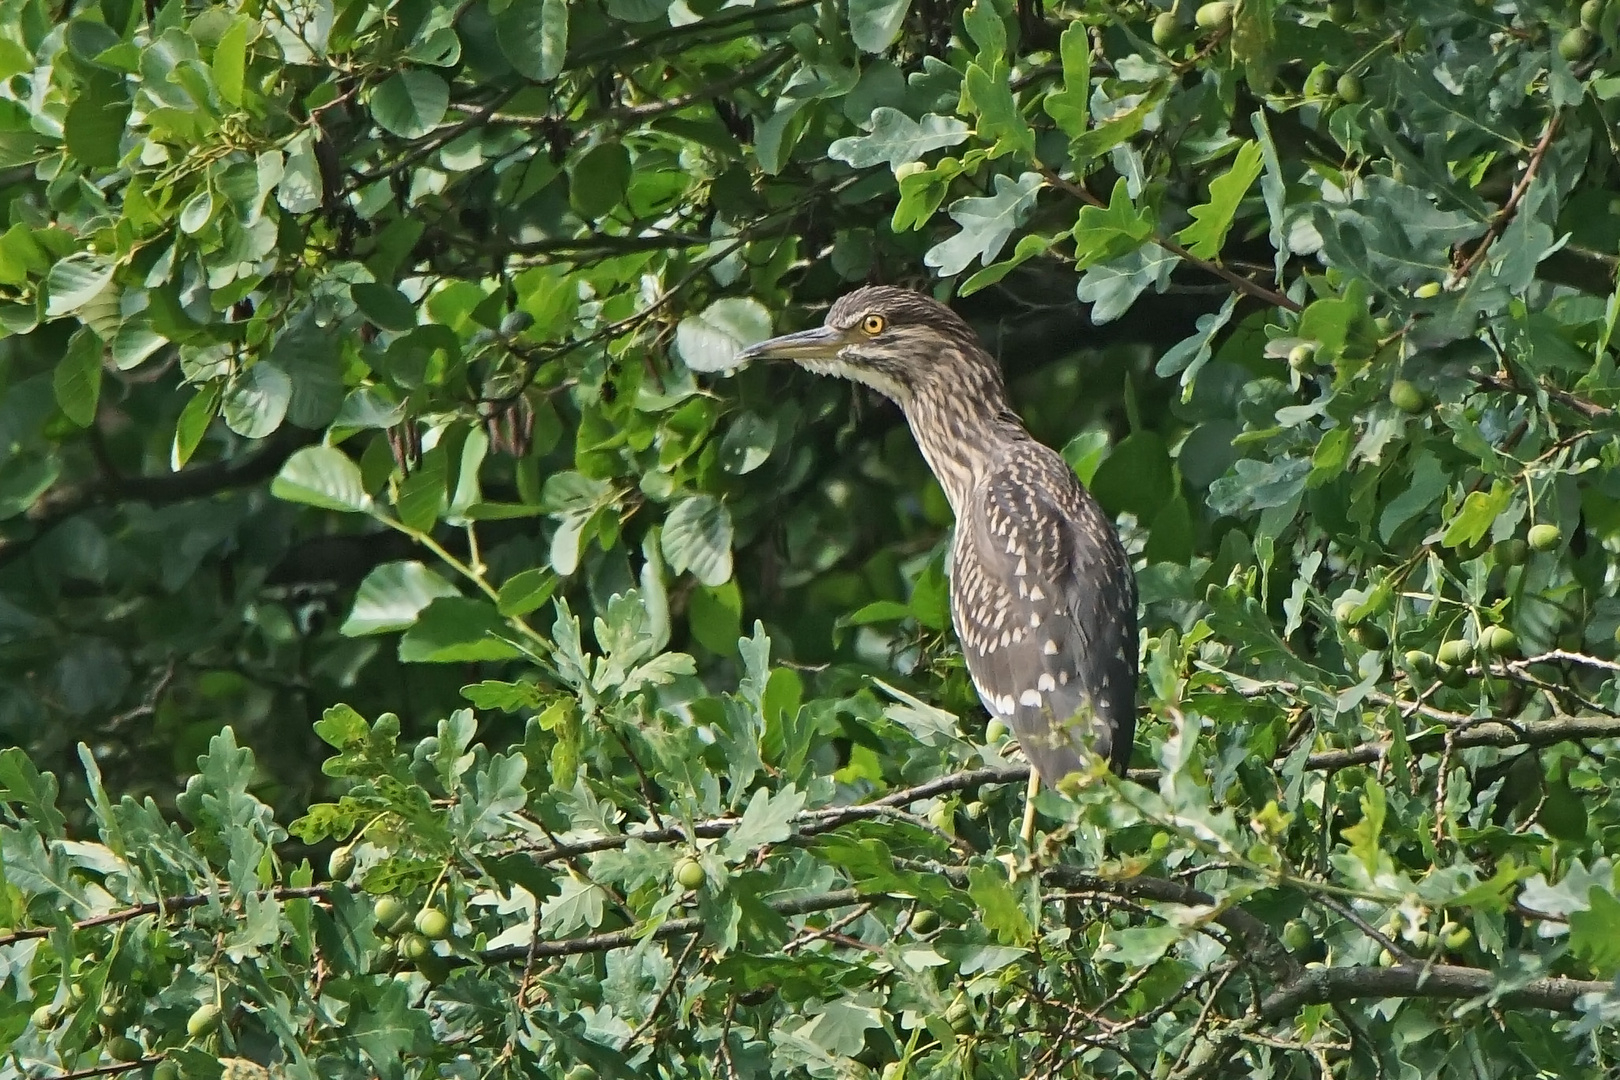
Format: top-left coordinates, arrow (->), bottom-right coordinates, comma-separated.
739,286 -> 1138,784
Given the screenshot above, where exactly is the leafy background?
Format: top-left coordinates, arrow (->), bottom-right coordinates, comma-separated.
4,0 -> 1620,1076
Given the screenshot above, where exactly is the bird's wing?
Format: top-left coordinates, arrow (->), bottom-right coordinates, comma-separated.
951,444 -> 1138,783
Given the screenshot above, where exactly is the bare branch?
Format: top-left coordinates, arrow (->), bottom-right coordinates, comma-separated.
1259,961 -> 1610,1020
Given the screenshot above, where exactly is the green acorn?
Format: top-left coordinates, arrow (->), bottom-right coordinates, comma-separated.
1479,625 -> 1518,657
1528,523 -> 1562,551
187,1002 -> 221,1038
1152,11 -> 1182,46
1559,27 -> 1595,61
1388,379 -> 1429,414
1437,639 -> 1474,667
327,845 -> 356,882
415,907 -> 451,941
1403,650 -> 1435,676
1494,538 -> 1528,566
675,857 -> 706,889
1195,1 -> 1233,29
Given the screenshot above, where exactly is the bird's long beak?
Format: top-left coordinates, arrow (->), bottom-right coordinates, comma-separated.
737,325 -> 847,363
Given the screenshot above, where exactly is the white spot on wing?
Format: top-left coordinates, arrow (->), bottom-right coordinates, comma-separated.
1038,673 -> 1055,692
1044,639 -> 1060,655
1020,689 -> 1042,707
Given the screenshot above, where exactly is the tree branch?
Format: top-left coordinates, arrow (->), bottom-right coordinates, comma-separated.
479,888 -> 865,964
1036,165 -> 1303,314
1259,961 -> 1610,1020
1451,113 -> 1562,286
0,425 -> 315,571
1302,712 -> 1620,772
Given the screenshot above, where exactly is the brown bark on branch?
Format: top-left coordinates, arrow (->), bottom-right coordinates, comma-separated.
1259,960 -> 1610,1020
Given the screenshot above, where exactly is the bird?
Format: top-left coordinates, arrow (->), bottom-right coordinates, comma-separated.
738,286 -> 1138,787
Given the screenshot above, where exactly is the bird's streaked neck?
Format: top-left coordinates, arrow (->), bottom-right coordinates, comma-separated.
898,362 -> 1021,515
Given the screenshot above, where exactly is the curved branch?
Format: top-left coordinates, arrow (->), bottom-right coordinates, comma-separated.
479,887 -> 865,964
0,425 -> 315,571
1302,713 -> 1620,772
1259,961 -> 1610,1020
1036,165 -> 1302,313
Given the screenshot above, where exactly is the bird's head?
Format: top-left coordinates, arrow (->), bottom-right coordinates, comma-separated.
737,286 -> 998,404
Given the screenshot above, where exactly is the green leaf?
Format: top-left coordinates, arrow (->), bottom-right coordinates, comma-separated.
1042,21 -> 1089,139
1071,82 -> 1168,163
1306,425 -> 1352,489
961,0 -> 1006,61
924,171 -> 1042,276
212,17 -> 247,106
1076,243 -> 1178,324
848,0 -> 910,53
496,0 -> 568,82
961,61 -> 1034,159
63,73 -> 131,170
272,446 -> 374,513
1342,776 -> 1386,876
1568,887 -> 1620,977
1176,140 -> 1264,260
837,599 -> 911,628
371,70 -> 449,139
675,298 -> 772,373
396,447 -> 449,533
0,747 -> 66,837
662,494 -> 734,586
1145,495 -> 1193,565
496,568 -> 557,617
1062,429 -> 1110,485
1072,177 -> 1155,270
719,784 -> 807,860
1441,482 -> 1512,549
222,362 -> 292,438
539,872 -> 605,936
892,162 -> 955,232
967,863 -> 1032,945
569,143 -> 631,220
342,561 -> 461,636
689,580 -> 743,655
352,282 -> 418,331
112,319 -> 166,370
171,382 -> 221,468
910,559 -> 949,630
44,253 -> 114,318
1154,293 -> 1237,397
827,108 -> 969,170
398,598 -> 522,662
1230,0 -> 1276,94
0,456 -> 60,520
460,679 -> 543,713
53,328 -> 102,428
718,412 -> 777,475
1090,431 -> 1174,522
959,233 -> 1050,296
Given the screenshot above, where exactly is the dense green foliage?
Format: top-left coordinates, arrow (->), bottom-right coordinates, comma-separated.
5,0 -> 1620,1076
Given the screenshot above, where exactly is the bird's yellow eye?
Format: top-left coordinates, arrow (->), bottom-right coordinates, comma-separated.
861,314 -> 886,335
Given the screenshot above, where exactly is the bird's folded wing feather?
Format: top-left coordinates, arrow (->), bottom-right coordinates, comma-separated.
952,445 -> 1138,781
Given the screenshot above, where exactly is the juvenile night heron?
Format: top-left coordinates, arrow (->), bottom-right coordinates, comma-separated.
740,286 -> 1138,788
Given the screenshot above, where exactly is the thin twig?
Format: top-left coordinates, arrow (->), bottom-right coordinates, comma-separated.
1451,113 -> 1563,286
619,933 -> 703,1050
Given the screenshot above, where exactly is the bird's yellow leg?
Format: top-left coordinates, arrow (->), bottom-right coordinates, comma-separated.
1020,771 -> 1039,848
